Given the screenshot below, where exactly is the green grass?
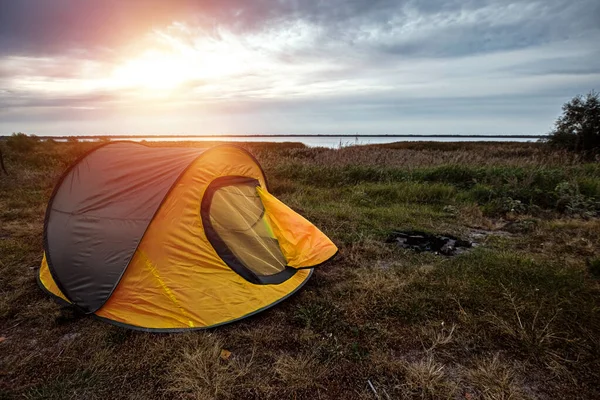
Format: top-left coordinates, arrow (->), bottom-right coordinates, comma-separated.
1,139 -> 599,399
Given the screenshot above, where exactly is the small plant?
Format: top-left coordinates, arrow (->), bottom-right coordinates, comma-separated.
503,197 -> 527,214
487,285 -> 562,359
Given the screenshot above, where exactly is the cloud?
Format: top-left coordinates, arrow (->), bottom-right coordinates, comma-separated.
0,0 -> 598,135
2,0 -> 598,57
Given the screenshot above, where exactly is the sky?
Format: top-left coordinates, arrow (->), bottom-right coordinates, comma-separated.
0,0 -> 599,136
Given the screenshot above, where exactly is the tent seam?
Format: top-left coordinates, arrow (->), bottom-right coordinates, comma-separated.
50,208 -> 153,221
137,249 -> 195,328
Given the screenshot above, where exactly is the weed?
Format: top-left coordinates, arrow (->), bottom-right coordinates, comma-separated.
486,286 -> 563,359
420,322 -> 457,353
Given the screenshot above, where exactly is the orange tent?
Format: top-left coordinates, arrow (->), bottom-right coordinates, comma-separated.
39,142 -> 337,331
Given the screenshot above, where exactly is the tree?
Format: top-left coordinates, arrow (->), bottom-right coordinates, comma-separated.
547,91 -> 600,156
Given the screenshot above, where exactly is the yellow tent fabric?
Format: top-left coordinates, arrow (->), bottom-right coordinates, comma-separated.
38,143 -> 337,331
39,254 -> 70,304
257,187 -> 337,268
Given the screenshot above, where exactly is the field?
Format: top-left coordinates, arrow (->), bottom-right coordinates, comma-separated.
1,139 -> 599,399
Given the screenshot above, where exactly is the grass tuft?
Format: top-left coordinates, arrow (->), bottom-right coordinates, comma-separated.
467,354 -> 526,400
167,334 -> 254,399
400,356 -> 458,399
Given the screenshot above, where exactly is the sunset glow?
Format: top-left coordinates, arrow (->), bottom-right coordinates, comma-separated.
108,28 -> 254,92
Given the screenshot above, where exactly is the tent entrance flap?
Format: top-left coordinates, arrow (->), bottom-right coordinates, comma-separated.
257,186 -> 338,268
201,176 -> 296,285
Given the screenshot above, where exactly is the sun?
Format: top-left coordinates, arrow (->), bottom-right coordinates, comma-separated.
111,50 -> 198,90
108,32 -> 250,93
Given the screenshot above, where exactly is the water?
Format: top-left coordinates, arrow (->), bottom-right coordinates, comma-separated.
47,135 -> 541,148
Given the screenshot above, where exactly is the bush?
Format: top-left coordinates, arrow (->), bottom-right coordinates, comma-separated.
546,91 -> 600,156
6,132 -> 39,152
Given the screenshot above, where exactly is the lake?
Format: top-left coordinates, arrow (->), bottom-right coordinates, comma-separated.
46,135 -> 542,148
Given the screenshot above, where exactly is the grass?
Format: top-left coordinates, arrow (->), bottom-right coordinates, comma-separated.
167,334 -> 255,399
0,139 -> 599,399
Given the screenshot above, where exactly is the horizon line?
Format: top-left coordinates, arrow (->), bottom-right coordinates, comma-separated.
2,134 -> 548,139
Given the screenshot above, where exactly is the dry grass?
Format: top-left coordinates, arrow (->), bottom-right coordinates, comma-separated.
364,353 -> 458,400
420,322 -> 457,353
167,334 -> 254,400
1,139 -> 599,399
274,352 -> 328,392
257,142 -> 580,169
466,354 -> 527,400
401,356 -> 459,399
485,286 -> 564,359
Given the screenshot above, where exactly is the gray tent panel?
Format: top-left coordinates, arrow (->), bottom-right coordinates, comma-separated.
44,142 -> 205,313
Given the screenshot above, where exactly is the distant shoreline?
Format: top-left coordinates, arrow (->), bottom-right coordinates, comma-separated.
6,134 -> 547,139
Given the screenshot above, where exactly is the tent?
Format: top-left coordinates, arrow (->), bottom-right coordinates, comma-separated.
38,142 -> 337,331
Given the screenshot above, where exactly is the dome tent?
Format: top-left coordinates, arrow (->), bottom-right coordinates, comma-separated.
38,142 -> 337,331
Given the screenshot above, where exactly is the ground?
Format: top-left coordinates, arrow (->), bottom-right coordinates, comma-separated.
1,138 -> 599,399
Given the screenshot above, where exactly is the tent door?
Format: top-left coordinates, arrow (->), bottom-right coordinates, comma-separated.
201,176 -> 296,285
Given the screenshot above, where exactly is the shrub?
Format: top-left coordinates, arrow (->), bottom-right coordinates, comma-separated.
6,132 -> 39,152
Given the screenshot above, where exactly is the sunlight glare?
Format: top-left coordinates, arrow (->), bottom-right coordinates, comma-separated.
111,50 -> 196,90
109,31 -> 253,94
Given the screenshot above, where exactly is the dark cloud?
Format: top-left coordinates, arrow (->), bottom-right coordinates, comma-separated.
0,0 -> 219,56
1,0 -> 599,58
